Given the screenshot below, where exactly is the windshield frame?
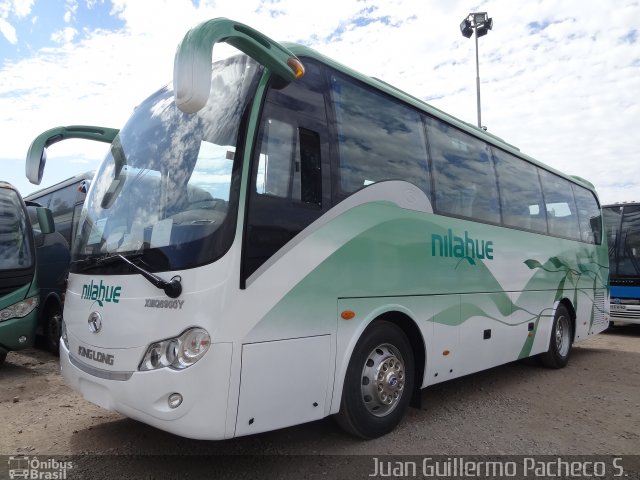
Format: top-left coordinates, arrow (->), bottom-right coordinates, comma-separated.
70,54 -> 263,275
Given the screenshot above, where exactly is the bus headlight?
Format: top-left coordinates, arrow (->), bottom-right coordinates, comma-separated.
0,296 -> 38,322
139,327 -> 210,371
61,319 -> 69,350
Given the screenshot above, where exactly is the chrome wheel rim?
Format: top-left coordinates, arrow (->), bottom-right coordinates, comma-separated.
555,315 -> 570,358
360,343 -> 405,417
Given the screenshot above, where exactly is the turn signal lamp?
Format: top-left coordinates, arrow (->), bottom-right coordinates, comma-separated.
287,57 -> 305,79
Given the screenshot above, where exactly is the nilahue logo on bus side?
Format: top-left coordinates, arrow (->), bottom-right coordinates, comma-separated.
431,229 -> 494,265
81,280 -> 122,304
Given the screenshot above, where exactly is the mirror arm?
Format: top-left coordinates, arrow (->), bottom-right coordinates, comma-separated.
26,125 -> 119,185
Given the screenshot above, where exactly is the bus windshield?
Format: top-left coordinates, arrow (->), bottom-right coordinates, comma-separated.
0,186 -> 33,270
70,54 -> 262,273
604,204 -> 640,279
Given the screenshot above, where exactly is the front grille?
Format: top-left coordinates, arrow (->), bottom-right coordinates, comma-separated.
610,309 -> 640,319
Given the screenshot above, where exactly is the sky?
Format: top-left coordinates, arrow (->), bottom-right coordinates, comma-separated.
0,0 -> 638,204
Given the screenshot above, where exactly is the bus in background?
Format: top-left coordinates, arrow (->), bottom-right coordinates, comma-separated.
24,171 -> 92,247
603,202 -> 640,326
26,19 -> 608,440
0,182 -> 54,365
24,172 -> 91,354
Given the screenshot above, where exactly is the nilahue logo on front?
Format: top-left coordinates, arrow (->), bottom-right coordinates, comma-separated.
81,280 -> 122,303
431,229 -> 494,264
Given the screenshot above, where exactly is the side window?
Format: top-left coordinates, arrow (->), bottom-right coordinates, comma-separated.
31,193 -> 52,209
603,206 -> 622,264
256,119 -> 295,198
571,185 -> 602,244
426,117 -> 500,223
539,170 -> 580,240
255,121 -> 323,207
49,185 -> 78,243
329,73 -> 430,200
493,149 -> 547,233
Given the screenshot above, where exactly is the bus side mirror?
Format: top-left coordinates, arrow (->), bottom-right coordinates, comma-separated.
26,142 -> 49,185
36,207 -> 55,235
26,125 -> 119,185
173,18 -> 304,113
78,179 -> 91,194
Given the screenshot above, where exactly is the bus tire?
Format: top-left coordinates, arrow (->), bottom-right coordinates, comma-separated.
44,303 -> 63,356
539,304 -> 572,369
336,321 -> 414,439
0,350 -> 6,365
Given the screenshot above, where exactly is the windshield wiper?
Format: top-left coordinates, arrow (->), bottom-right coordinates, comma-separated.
75,253 -> 182,298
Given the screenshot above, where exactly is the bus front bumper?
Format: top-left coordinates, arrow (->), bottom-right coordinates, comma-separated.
60,341 -> 233,440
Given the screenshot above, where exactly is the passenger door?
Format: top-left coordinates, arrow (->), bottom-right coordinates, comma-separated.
242,60 -> 332,284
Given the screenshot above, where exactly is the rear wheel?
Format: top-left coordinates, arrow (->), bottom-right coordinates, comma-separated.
539,304 -> 572,369
44,304 -> 63,356
336,321 -> 414,439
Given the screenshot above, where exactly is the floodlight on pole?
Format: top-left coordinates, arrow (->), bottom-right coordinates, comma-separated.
459,12 -> 493,128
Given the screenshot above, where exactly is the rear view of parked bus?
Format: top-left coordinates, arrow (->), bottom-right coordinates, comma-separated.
603,202 -> 640,325
26,19 -> 608,439
0,182 -> 53,365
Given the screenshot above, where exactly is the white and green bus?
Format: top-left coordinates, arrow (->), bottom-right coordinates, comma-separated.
26,19 -> 608,440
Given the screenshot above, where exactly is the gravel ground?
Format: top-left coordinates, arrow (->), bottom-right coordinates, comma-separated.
1,325 -> 639,479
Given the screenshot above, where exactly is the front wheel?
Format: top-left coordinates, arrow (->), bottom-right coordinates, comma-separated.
539,304 -> 573,369
44,304 -> 63,356
336,321 -> 414,439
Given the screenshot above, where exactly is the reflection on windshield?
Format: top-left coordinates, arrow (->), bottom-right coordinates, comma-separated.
0,188 -> 33,270
72,54 -> 261,273
607,205 -> 640,278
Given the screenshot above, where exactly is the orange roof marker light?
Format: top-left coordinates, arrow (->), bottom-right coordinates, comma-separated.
174,18 -> 305,114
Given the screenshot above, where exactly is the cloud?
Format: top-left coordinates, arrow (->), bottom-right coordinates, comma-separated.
51,26 -> 78,44
0,0 -> 35,43
1,0 -> 640,204
0,16 -> 16,43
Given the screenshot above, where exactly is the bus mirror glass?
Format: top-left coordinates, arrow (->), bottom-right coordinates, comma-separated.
36,207 -> 55,235
26,143 -> 47,185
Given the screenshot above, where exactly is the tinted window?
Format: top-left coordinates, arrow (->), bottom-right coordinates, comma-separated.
330,74 -> 430,199
616,205 -> 640,278
493,149 -> 547,233
49,185 -> 78,242
31,193 -> 52,208
426,117 -> 500,223
539,170 -> 580,240
603,206 -> 622,268
571,185 -> 602,244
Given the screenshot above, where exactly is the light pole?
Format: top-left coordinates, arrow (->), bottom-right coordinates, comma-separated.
460,12 -> 493,128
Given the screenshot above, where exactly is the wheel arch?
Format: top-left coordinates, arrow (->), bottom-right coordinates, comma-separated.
40,292 -> 63,326
558,297 -> 577,343
332,306 -> 426,414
